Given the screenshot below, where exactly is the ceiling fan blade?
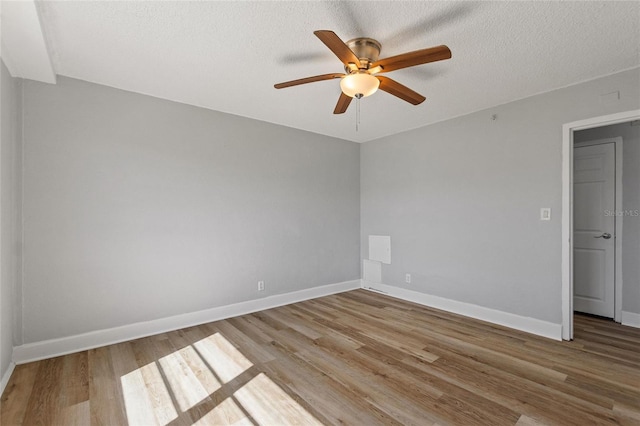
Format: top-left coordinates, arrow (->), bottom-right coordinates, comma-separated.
314,30 -> 361,66
377,76 -> 426,105
372,45 -> 451,73
274,73 -> 344,89
333,92 -> 352,114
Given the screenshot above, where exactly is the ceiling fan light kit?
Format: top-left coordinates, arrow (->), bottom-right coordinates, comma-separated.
275,30 -> 452,115
340,72 -> 380,98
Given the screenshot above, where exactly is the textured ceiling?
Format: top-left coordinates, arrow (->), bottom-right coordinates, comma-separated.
36,1 -> 640,143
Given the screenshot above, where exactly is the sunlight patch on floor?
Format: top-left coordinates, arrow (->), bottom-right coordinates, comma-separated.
158,346 -> 221,411
121,362 -> 178,425
194,332 -> 253,383
234,373 -> 322,425
121,332 -> 320,425
193,397 -> 253,426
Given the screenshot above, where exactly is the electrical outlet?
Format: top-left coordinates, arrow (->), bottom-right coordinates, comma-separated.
257,280 -> 265,291
405,273 -> 411,284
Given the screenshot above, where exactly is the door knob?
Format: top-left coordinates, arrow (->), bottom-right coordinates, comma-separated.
594,233 -> 612,239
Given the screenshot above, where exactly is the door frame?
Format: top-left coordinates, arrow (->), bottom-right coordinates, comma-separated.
573,137 -> 623,321
562,109 -> 640,340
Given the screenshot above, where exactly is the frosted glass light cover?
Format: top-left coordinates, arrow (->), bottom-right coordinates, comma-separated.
340,73 -> 380,98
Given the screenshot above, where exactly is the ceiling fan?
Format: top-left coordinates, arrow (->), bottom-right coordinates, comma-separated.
275,30 -> 452,114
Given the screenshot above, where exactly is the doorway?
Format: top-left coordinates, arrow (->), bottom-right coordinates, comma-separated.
572,139 -> 620,319
562,109 -> 640,340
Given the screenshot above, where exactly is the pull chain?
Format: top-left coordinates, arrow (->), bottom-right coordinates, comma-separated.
355,93 -> 362,132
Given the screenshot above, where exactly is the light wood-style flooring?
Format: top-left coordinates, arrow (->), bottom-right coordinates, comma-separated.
2,289 -> 639,425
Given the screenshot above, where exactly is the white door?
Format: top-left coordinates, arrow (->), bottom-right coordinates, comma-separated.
573,143 -> 615,318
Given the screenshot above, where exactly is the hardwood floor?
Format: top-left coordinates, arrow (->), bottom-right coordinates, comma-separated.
2,289 -> 639,425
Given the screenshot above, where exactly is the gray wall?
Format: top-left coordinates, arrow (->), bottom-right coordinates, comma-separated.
1,60 -> 22,379
12,66 -> 640,351
21,76 -> 360,344
361,68 -> 640,324
575,122 -> 640,314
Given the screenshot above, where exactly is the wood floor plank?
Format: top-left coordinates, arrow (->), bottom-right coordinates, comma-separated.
20,357 -> 65,425
2,290 -> 639,425
88,346 -> 127,426
60,351 -> 89,408
261,352 -> 401,426
294,347 -> 445,425
0,362 -> 39,425
58,400 -> 90,426
213,320 -> 277,364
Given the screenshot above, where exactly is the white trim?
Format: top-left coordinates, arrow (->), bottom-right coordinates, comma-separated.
12,280 -> 360,364
362,283 -> 562,341
1,362 -> 16,395
0,49 -> 18,79
573,137 -> 624,323
562,109 -> 640,340
621,311 -> 640,329
0,0 -> 56,83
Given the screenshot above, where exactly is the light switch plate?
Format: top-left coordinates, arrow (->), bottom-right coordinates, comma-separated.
540,208 -> 551,221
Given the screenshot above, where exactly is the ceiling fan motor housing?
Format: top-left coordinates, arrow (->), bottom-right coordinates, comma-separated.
345,38 -> 382,71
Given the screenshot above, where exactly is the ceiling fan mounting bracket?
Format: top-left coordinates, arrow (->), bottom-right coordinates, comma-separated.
343,37 -> 382,72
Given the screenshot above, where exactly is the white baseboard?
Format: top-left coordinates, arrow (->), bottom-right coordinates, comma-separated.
1,362 -> 16,395
362,282 -> 562,341
13,279 -> 361,364
621,311 -> 640,329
